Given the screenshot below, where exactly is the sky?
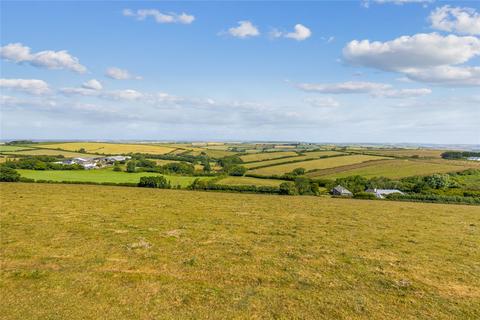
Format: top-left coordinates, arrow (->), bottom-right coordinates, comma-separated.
1,0 -> 479,144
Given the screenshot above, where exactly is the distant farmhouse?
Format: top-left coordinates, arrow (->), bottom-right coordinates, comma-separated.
55,155 -> 130,169
466,157 -> 480,161
332,185 -> 353,197
365,188 -> 404,199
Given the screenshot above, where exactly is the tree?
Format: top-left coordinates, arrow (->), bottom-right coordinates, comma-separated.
0,166 -> 20,182
294,177 -> 313,195
126,160 -> 136,173
291,168 -> 306,176
113,163 -> 122,171
228,165 -> 247,176
77,148 -> 87,153
218,155 -> 243,171
279,182 -> 297,195
138,176 -> 171,188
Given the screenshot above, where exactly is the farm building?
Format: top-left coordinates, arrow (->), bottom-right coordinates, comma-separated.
331,185 -> 353,197
365,188 -> 404,199
104,156 -> 131,163
466,157 -> 480,161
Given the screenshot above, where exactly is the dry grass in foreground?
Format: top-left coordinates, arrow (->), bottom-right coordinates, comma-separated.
1,183 -> 479,319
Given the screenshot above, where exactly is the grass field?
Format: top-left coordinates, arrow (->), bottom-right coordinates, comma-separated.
244,151 -> 346,169
2,149 -> 94,157
216,176 -> 285,187
1,183 -> 479,319
313,159 -> 480,179
0,145 -> 33,152
36,142 -> 177,155
249,155 -> 388,176
357,149 -> 445,159
240,151 -> 298,163
17,169 -> 211,187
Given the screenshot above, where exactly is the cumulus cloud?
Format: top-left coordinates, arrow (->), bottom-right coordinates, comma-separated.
123,9 -> 195,24
429,5 -> 480,35
82,79 -> 103,91
227,21 -> 260,38
0,78 -> 50,95
105,67 -> 141,80
343,33 -> 480,86
0,43 -> 87,73
273,24 -> 312,41
297,81 -> 431,98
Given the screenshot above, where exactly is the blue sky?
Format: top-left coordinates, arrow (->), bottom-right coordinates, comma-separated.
1,0 -> 479,144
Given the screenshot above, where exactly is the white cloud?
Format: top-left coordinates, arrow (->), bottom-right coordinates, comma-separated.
227,21 -> 260,38
363,0 -> 433,6
372,88 -> 432,98
284,24 -> 312,41
106,89 -> 144,101
405,65 -> 480,86
123,9 -> 194,24
0,78 -> 50,95
429,5 -> 480,35
0,43 -> 87,73
305,97 -> 340,107
105,67 -> 141,80
297,81 -> 391,94
297,81 -> 431,98
343,33 -> 480,86
82,79 -> 103,91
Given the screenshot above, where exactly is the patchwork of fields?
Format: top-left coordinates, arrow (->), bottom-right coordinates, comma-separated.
1,183 -> 479,319
248,155 -> 388,176
308,159 -> 478,179
240,151 -> 299,162
243,151 -> 345,169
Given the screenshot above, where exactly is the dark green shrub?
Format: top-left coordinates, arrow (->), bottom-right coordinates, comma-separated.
0,166 -> 21,182
138,176 -> 171,189
279,182 -> 297,195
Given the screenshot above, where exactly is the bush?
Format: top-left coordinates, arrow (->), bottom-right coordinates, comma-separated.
138,176 -> 171,189
126,160 -> 136,173
279,182 -> 297,195
291,168 -> 306,176
0,166 -> 21,182
113,164 -> 122,172
228,165 -> 247,176
354,192 -> 377,200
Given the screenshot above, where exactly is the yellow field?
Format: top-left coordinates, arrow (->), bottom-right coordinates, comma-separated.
1,183 -> 479,319
2,148 -> 93,157
240,151 -> 298,163
216,176 -> 284,186
37,142 -> 176,155
249,155 -> 388,176
312,159 -> 478,179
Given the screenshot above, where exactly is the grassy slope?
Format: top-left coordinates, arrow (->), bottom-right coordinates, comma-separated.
249,155 -> 388,176
17,169 -> 211,187
0,183 -> 479,319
